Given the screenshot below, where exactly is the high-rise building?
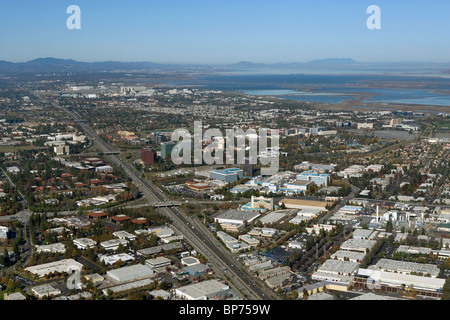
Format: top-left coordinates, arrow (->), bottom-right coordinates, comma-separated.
141,147 -> 157,165
148,133 -> 167,145
161,142 -> 175,159
243,164 -> 255,177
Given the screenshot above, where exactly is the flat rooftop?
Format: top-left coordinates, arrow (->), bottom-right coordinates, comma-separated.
372,258 -> 440,277
316,259 -> 359,275
215,210 -> 260,222
176,279 -> 230,300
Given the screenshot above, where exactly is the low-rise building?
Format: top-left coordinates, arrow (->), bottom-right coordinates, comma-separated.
174,279 -> 231,300
31,284 -> 62,299
106,264 -> 155,283
146,257 -> 172,269
73,238 -> 97,250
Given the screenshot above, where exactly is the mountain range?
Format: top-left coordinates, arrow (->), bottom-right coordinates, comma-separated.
0,57 -> 449,74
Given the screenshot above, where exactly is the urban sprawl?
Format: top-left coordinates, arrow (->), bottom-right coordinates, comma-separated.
0,80 -> 449,301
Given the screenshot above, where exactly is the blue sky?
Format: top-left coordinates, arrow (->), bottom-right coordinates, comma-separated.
0,0 -> 449,64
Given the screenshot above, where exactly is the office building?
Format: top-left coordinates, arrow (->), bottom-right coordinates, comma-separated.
297,170 -> 330,187
210,168 -> 243,183
141,147 -> 157,165
161,141 -> 175,159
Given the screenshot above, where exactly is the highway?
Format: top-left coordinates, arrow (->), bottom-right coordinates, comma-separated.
57,103 -> 279,300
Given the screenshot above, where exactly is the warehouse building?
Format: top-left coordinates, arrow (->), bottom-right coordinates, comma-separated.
357,269 -> 445,293
175,279 -> 230,300
214,209 -> 261,225
279,199 -> 329,211
31,284 -> 62,299
106,264 -> 155,283
352,229 -> 379,240
371,259 -> 440,278
330,250 -> 366,263
340,239 -> 377,253
312,259 -> 360,291
146,257 -> 172,269
259,210 -> 288,225
137,242 -> 183,257
103,279 -> 154,295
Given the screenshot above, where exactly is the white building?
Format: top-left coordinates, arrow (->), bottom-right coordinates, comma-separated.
214,210 -> 261,225
99,253 -> 135,266
35,243 -> 66,254
113,231 -> 137,241
107,264 -> 154,283
175,279 -> 230,300
25,259 -> 83,278
100,239 -> 129,251
0,226 -> 8,240
73,238 -> 97,250
146,257 -> 172,269
32,284 -> 62,299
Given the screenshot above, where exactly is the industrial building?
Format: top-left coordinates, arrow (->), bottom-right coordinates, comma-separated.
25,259 -> 83,278
175,279 -> 230,300
279,199 -> 329,211
146,257 -> 172,269
31,284 -> 62,299
330,250 -> 366,263
107,264 -> 155,283
217,231 -> 251,253
311,259 -> 359,285
352,229 -> 379,240
103,279 -> 155,295
214,209 -> 261,225
259,210 -> 288,226
357,268 -> 446,293
340,239 -> 377,253
297,170 -> 330,187
137,242 -> 183,257
371,259 -> 440,278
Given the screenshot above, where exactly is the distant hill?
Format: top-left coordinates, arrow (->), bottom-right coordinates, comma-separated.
305,58 -> 358,65
0,58 -> 192,73
228,61 -> 268,68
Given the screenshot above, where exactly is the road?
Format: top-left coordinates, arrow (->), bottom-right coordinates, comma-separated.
57,103 -> 279,300
0,168 -> 33,274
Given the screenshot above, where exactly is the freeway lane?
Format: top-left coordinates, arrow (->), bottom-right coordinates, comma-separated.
57,103 -> 278,300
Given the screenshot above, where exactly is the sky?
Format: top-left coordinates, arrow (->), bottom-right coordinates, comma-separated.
0,0 -> 449,64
